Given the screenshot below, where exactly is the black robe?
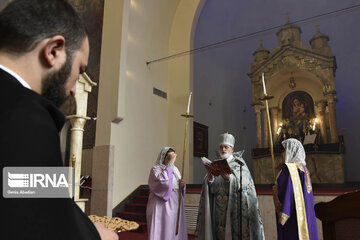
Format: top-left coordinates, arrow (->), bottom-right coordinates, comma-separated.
0,69 -> 101,240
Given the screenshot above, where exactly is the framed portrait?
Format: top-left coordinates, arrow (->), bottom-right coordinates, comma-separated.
194,121 -> 208,157
282,91 -> 315,119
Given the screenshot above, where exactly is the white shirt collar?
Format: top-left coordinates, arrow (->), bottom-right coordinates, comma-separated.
226,155 -> 234,163
0,64 -> 31,89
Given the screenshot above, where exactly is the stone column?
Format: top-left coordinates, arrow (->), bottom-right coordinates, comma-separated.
254,105 -> 262,148
316,100 -> 328,144
262,108 -> 269,148
67,73 -> 97,212
326,93 -> 338,143
270,107 -> 279,143
68,116 -> 89,206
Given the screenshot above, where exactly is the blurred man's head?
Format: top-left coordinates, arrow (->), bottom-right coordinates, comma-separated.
41,37 -> 89,107
0,0 -> 89,107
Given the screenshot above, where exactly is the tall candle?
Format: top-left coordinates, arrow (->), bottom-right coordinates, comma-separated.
187,92 -> 192,114
262,73 -> 267,95
313,119 -> 317,131
277,123 -> 283,135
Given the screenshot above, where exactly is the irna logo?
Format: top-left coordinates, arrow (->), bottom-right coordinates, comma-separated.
8,172 -> 69,188
3,167 -> 74,198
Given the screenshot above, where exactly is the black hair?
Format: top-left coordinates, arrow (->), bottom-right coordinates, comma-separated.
165,148 -> 175,159
0,0 -> 87,57
281,144 -> 286,151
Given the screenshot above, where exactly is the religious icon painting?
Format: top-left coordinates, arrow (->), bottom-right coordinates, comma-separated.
194,121 -> 208,157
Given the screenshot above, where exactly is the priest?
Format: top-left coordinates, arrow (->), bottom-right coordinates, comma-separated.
195,133 -> 265,240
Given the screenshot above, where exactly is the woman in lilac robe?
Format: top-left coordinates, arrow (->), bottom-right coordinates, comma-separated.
273,138 -> 319,240
146,147 -> 188,240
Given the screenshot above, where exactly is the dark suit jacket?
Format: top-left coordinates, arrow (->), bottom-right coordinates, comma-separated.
0,69 -> 101,240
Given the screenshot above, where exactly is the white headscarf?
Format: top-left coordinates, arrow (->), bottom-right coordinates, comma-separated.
282,138 -> 306,165
156,147 -> 182,189
156,147 -> 174,166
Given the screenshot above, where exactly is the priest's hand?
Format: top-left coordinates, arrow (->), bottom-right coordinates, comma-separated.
93,222 -> 119,240
220,170 -> 230,181
206,169 -> 214,182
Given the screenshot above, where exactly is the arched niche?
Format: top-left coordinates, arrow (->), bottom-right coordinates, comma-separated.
248,11 -> 343,186
267,69 -> 324,110
249,19 -> 339,147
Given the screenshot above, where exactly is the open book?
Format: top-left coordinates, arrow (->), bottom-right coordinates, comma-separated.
201,157 -> 232,176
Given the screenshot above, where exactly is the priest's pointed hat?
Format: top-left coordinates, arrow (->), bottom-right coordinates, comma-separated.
219,133 -> 235,148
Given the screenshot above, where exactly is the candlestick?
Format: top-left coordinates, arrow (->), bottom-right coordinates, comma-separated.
262,73 -> 267,95
259,75 -> 276,182
176,92 -> 194,235
186,92 -> 192,114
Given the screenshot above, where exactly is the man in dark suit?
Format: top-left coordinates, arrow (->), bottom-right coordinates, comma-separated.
0,0 -> 117,239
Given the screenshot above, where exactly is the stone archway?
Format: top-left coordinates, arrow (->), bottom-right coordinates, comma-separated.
168,0 -> 206,183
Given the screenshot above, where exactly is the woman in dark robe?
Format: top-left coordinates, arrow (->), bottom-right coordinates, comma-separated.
273,138 -> 319,240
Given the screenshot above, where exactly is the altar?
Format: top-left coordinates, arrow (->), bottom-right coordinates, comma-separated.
252,141 -> 344,184
248,18 -> 344,184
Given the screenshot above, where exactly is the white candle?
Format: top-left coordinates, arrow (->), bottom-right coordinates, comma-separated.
186,92 -> 192,114
262,73 -> 267,95
277,123 -> 283,135
313,119 -> 317,131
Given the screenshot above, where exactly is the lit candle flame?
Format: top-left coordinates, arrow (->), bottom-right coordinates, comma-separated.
313,119 -> 317,131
